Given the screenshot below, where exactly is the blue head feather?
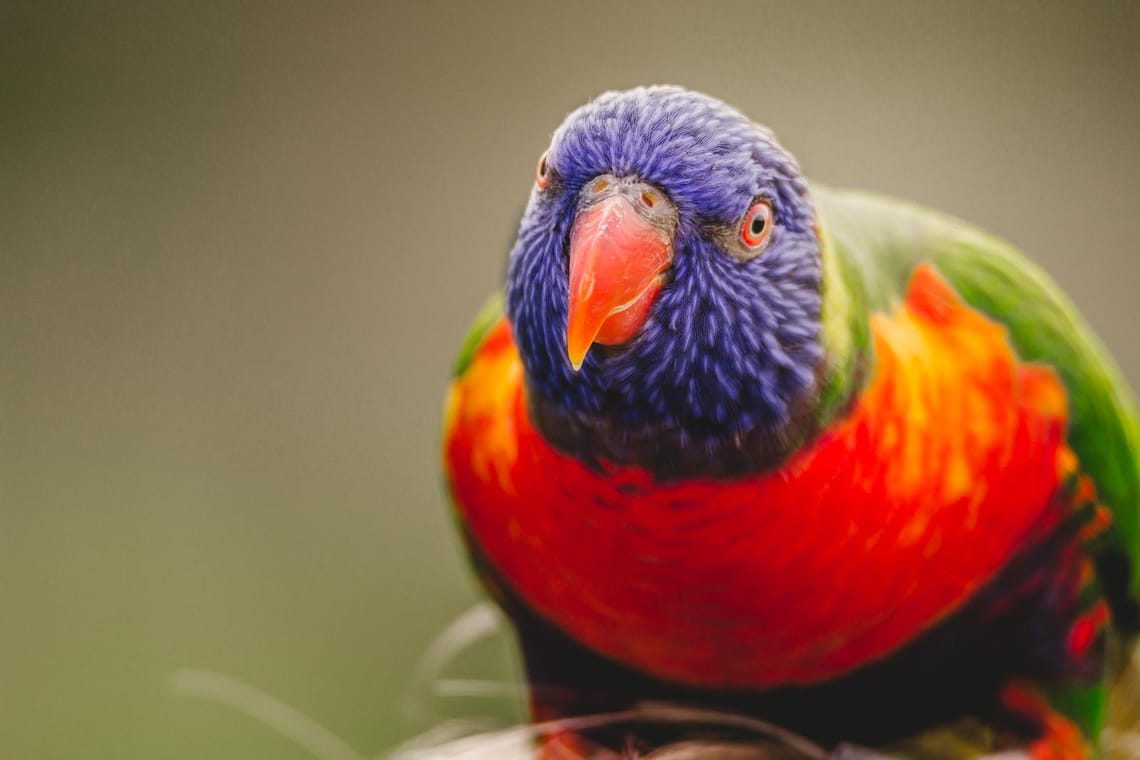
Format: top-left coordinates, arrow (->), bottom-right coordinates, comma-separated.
505,86 -> 825,477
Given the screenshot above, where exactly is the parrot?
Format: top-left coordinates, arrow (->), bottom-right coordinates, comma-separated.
441,86 -> 1140,758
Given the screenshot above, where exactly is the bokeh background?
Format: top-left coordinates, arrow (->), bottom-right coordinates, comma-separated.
3,2 -> 1139,759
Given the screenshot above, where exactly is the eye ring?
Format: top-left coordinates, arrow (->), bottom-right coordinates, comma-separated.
740,200 -> 774,253
535,151 -> 550,189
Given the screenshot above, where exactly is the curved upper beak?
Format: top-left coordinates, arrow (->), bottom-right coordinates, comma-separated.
566,185 -> 676,371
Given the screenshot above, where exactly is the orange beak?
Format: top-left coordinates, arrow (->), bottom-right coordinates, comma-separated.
566,195 -> 674,371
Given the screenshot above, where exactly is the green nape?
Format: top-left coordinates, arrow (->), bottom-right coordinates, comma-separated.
453,291 -> 504,377
814,219 -> 873,434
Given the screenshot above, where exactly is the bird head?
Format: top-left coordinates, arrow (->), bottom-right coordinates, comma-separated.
506,86 -> 829,477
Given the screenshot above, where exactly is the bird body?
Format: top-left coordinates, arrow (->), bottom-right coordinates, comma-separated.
442,88 -> 1140,755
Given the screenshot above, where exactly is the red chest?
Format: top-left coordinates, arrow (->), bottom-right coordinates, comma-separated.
443,267 -> 1074,688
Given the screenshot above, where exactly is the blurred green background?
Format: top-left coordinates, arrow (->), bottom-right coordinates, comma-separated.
3,2 -> 1139,758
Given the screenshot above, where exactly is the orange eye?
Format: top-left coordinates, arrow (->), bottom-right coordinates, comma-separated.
740,200 -> 774,252
535,151 -> 550,189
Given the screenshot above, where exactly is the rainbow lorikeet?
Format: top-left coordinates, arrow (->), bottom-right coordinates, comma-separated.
441,86 -> 1140,757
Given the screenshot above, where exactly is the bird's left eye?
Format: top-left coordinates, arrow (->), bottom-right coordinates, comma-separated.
535,151 -> 550,190
739,200 -> 774,253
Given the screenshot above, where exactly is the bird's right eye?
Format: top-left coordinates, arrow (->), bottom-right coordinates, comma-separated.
535,152 -> 550,190
737,200 -> 774,256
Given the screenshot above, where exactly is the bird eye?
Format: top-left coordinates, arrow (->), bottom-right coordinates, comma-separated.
535,151 -> 550,189
739,200 -> 774,254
